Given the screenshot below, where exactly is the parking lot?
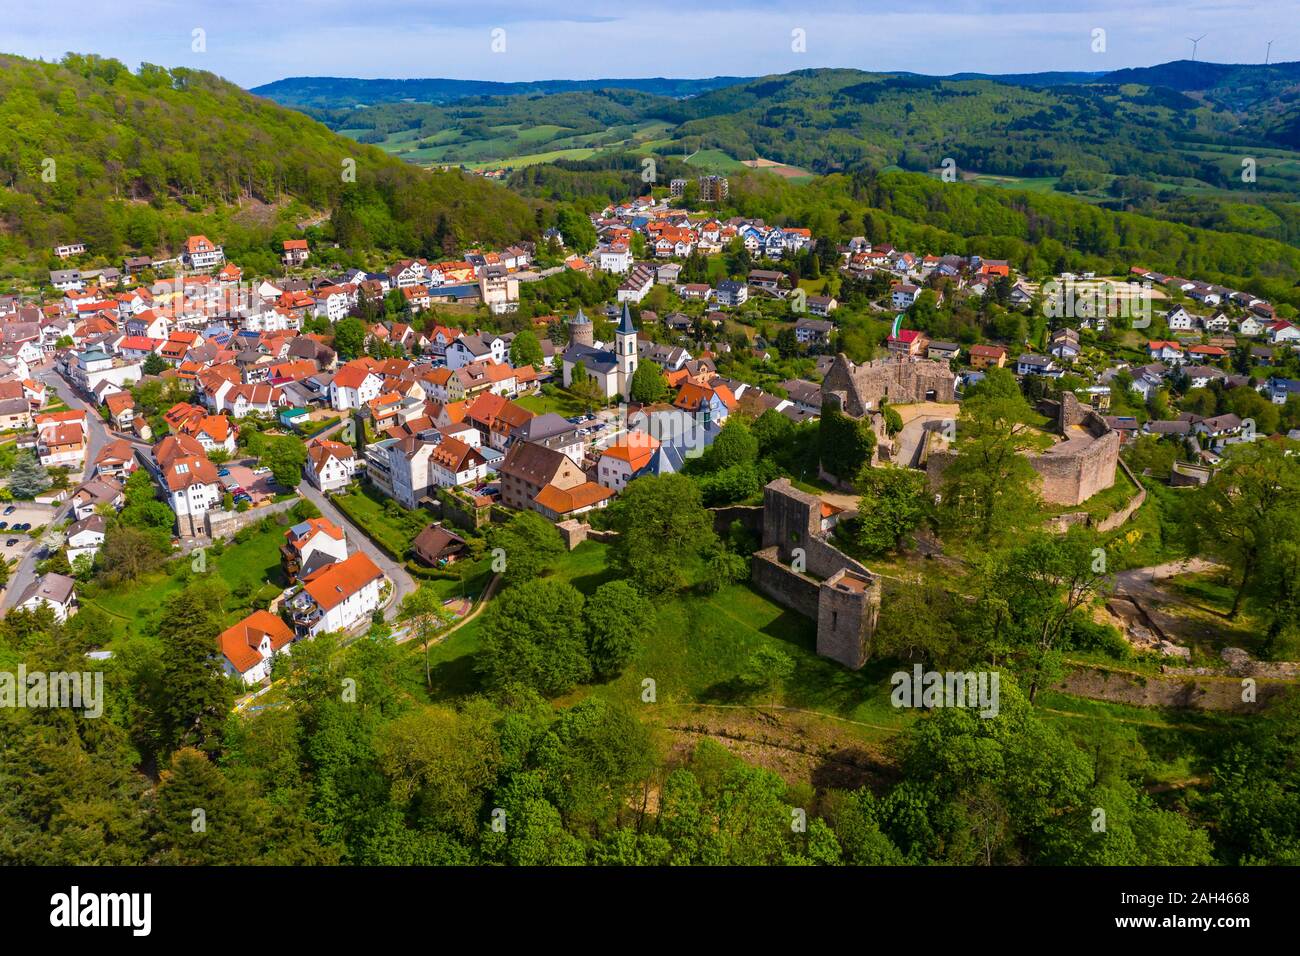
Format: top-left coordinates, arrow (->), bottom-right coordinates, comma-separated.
221,461 -> 280,505
0,503 -> 56,565
0,502 -> 56,536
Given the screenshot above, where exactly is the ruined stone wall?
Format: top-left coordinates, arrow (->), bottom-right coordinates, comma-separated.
204,497 -> 300,541
821,354 -> 957,416
555,519 -> 589,550
760,480 -> 871,579
1030,429 -> 1120,506
1058,664 -> 1298,713
753,480 -> 880,670
709,503 -> 763,539
751,546 -> 821,619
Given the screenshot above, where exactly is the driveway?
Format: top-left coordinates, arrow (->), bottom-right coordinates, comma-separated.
297,482 -> 416,621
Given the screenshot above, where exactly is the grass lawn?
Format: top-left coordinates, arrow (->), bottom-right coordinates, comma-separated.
79,518 -> 293,648
43,389 -> 71,413
407,540 -> 914,744
515,389 -> 591,418
329,483 -> 427,559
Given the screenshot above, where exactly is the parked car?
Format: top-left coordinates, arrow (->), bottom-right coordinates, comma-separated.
5,539 -> 15,547
0,522 -> 9,530
3,505 -> 14,515
217,467 -> 231,477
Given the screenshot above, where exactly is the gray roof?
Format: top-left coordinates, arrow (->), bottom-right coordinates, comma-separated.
617,302 -> 636,336
563,343 -> 617,374
19,573 -> 76,607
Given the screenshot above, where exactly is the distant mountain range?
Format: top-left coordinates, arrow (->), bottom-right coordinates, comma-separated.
250,75 -> 752,110
251,59 -> 1300,111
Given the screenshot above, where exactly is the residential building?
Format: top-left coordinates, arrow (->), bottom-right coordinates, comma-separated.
220,610 -> 295,686
17,573 -> 78,622
287,551 -> 386,637
281,517 -> 350,581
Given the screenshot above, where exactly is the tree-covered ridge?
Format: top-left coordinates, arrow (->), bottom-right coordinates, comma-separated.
659,69 -> 1249,177
0,53 -> 540,275
310,89 -> 678,167
694,166 -> 1300,310
251,74 -> 753,111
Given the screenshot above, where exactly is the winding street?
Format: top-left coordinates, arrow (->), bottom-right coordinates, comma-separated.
2,364 -> 113,611
295,480 -> 416,622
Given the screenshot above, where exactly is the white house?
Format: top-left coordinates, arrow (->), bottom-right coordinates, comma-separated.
65,514 -> 107,563
287,551 -> 386,637
16,573 -> 78,622
598,243 -> 633,274
153,435 -> 223,537
304,438 -> 361,491
282,517 -> 350,580
328,362 -> 384,411
446,333 -> 506,371
220,610 -> 295,686
428,435 -> 489,488
891,282 -> 922,310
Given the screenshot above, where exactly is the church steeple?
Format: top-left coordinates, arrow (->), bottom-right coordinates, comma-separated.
615,303 -> 638,399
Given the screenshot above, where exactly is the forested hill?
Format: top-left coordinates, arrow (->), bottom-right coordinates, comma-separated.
251,75 -> 752,111
0,53 -> 540,277
659,68 -> 1270,175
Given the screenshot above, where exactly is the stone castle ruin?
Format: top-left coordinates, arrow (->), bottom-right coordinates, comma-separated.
750,479 -> 881,669
925,390 -> 1120,506
821,353 -> 958,418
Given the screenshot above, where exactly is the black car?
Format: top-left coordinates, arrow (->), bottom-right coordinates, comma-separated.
5,539 -> 16,547
3,505 -> 14,515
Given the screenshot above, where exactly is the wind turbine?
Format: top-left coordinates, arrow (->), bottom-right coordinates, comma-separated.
1266,39 -> 1276,64
1187,34 -> 1207,62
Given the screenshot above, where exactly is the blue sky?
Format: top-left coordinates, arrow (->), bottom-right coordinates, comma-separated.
4,0 -> 1294,88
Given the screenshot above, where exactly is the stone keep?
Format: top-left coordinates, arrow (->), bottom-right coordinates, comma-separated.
750,479 -> 881,669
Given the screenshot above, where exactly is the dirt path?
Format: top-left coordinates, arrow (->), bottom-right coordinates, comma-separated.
397,573 -> 501,645
1112,558 -> 1222,604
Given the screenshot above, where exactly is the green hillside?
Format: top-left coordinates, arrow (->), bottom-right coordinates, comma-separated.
251,74 -> 752,111
0,53 -> 540,280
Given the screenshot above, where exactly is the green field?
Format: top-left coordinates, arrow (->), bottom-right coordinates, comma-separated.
364,117 -> 677,170
79,517 -> 293,648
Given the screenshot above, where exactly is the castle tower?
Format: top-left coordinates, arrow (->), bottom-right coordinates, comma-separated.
615,303 -> 638,399
568,307 -> 593,349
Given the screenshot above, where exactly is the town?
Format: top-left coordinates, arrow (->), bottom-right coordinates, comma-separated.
3,173 -> 1299,692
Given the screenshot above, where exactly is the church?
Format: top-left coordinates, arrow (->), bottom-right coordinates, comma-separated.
561,304 -> 639,400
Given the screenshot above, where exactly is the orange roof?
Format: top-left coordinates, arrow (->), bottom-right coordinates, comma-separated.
160,453 -> 218,491
429,435 -> 483,472
104,392 -> 134,415
302,551 -> 384,611
600,432 -> 660,472
284,517 -> 345,552
333,361 -> 379,390
533,481 -> 613,515
220,610 -> 293,674
307,438 -> 355,469
283,239 -> 309,251
36,409 -> 87,426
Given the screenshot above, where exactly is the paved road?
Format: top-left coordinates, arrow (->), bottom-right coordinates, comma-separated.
296,481 -> 416,621
2,365 -> 114,610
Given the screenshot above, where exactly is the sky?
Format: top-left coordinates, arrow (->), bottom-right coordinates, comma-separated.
2,0 -> 1294,89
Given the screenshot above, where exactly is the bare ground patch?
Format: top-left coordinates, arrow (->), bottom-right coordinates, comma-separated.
648,702 -> 899,792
